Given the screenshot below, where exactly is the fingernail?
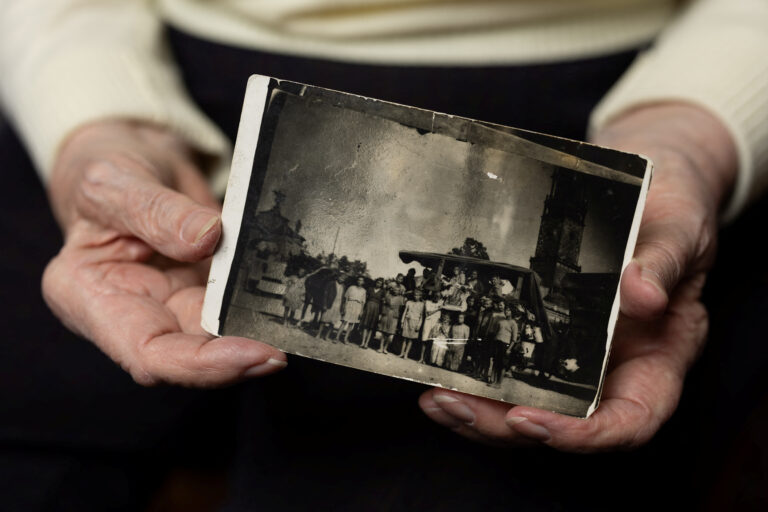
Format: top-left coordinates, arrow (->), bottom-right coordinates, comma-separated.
507,416 -> 528,425
244,357 -> 287,377
182,211 -> 219,245
506,416 -> 550,441
265,357 -> 287,368
433,394 -> 476,425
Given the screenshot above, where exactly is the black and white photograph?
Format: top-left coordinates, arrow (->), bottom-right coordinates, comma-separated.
203,75 -> 651,417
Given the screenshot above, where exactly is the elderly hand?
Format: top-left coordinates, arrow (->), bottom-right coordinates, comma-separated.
419,103 -> 738,451
43,120 -> 286,387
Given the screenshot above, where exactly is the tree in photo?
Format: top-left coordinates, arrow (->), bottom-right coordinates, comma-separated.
450,237 -> 490,260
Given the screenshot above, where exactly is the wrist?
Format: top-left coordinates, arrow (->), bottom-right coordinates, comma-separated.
591,102 -> 738,213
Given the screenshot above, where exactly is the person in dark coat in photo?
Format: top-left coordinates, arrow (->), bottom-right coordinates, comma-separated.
360,277 -> 386,349
404,268 -> 417,297
474,297 -> 502,381
317,273 -> 346,340
461,294 -> 487,375
301,267 -> 337,326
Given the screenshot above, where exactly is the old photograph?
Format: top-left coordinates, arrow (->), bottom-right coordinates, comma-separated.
203,75 -> 651,417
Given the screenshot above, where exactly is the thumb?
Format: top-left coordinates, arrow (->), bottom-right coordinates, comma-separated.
621,198 -> 709,319
77,160 -> 221,262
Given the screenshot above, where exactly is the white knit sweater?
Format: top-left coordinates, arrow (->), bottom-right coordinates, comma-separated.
0,0 -> 766,219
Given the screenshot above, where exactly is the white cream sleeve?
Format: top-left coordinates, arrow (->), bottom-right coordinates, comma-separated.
590,0 -> 768,221
0,0 -> 230,183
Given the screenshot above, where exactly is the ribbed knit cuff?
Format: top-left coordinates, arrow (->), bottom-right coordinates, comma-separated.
590,0 -> 768,223
6,46 -> 230,183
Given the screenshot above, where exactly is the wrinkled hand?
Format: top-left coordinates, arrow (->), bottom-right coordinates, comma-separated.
43,120 -> 286,387
419,103 -> 738,451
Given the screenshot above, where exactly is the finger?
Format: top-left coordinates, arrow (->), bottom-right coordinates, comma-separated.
58,247 -> 211,328
64,223 -> 155,264
58,270 -> 285,387
133,333 -> 287,387
620,191 -> 709,320
504,354 -> 682,452
166,286 -> 211,336
419,389 -> 533,446
503,397 -> 656,452
419,393 -> 487,444
44,240 -> 286,387
506,277 -> 707,452
503,362 -> 669,451
77,160 -> 221,262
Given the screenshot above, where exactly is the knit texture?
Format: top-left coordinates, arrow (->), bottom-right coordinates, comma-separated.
1,0 -> 766,218
590,0 -> 768,221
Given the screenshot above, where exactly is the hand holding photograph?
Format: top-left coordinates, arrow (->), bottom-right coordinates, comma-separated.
202,75 -> 651,418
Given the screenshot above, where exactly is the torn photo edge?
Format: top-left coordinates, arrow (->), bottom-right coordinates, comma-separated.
202,74 -> 653,418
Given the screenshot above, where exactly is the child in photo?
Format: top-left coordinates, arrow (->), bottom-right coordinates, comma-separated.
399,288 -> 425,359
420,291 -> 444,363
491,305 -> 518,387
360,278 -> 386,349
428,313 -> 451,367
282,267 -> 307,325
377,283 -> 405,354
337,275 -> 367,343
446,313 -> 470,371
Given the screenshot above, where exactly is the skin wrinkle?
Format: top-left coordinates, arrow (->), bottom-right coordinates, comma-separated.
100,263 -> 165,299
635,238 -> 683,289
693,218 -> 715,264
71,222 -> 122,249
42,120 -> 289,394
135,328 -> 181,369
596,108 -> 734,207
621,404 -> 657,449
78,165 -> 120,221
133,187 -> 169,239
617,291 -> 707,377
47,98 -> 736,450
42,258 -> 92,339
406,104 -> 736,451
188,339 -> 265,387
583,398 -> 651,451
619,308 -> 703,373
665,310 -> 708,372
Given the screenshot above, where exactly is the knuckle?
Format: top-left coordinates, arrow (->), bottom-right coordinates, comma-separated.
639,239 -> 683,287
82,159 -> 120,185
76,160 -> 129,223
134,187 -> 175,241
683,300 -> 709,333
41,258 -> 65,317
78,161 -> 119,205
617,401 -> 662,450
41,256 -> 62,301
693,221 -> 716,265
129,348 -> 162,387
41,249 -> 76,315
128,364 -> 160,387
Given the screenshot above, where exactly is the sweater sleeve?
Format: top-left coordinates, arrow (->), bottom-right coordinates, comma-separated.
589,0 -> 768,222
0,0 -> 230,184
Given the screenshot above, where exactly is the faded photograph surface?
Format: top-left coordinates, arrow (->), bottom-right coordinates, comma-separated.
208,77 -> 650,417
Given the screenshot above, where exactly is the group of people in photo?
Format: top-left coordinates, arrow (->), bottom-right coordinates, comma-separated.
279,263 -> 549,387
